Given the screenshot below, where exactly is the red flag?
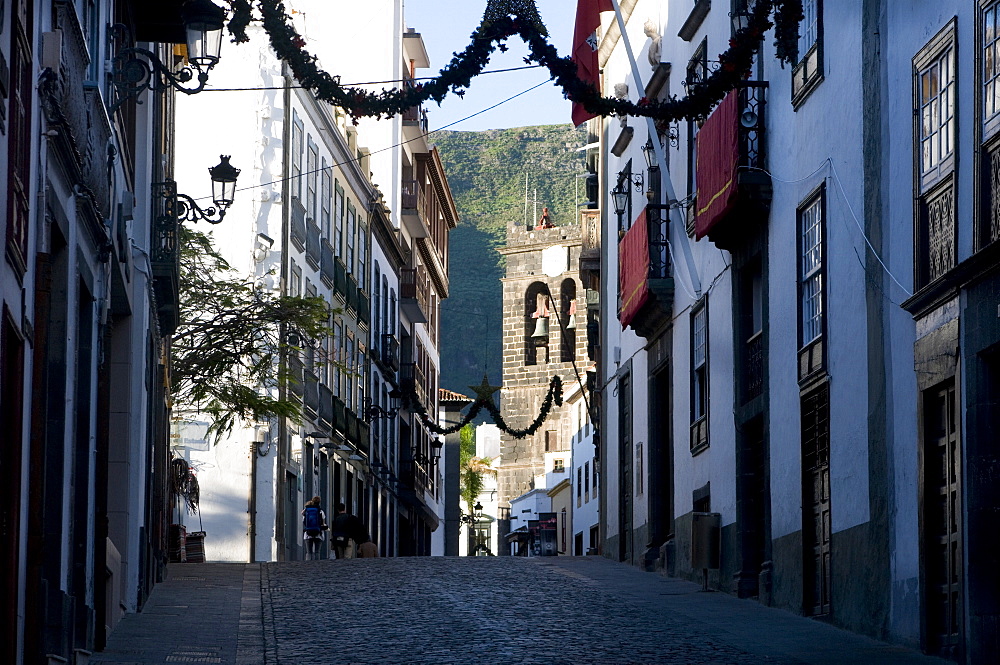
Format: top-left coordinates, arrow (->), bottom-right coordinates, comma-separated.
571,0 -> 613,127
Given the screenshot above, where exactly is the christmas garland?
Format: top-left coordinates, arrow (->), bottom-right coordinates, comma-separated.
225,0 -> 803,123
402,374 -> 563,439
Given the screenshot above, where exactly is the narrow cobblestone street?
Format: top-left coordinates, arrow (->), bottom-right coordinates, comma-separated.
92,557 -> 949,665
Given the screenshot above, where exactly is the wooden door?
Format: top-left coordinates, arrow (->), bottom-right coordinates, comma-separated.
923,382 -> 962,658
802,385 -> 831,616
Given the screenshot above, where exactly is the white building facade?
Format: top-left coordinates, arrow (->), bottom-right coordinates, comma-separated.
592,1 -> 997,660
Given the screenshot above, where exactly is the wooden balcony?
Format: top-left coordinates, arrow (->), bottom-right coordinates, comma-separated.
400,267 -> 429,323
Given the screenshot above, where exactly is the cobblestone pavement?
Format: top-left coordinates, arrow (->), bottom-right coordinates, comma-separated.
95,557 -> 950,665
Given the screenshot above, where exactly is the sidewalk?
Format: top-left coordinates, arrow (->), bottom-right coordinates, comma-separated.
92,563 -> 261,665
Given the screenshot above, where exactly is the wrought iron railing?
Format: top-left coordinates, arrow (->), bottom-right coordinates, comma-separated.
319,384 -> 334,428
738,82 -> 768,170
304,371 -> 320,414
382,334 -> 400,372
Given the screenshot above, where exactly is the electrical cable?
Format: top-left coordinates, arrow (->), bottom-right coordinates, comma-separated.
194,79 -> 552,202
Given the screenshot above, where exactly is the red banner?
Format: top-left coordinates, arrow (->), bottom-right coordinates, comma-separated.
618,210 -> 649,329
571,0 -> 613,127
695,89 -> 740,240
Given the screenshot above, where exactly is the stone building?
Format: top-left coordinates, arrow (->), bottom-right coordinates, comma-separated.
496,210 -> 588,547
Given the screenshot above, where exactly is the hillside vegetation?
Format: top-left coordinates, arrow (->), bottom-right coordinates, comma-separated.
432,124 -> 586,395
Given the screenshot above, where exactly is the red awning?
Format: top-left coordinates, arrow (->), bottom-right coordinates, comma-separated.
618,210 -> 649,329
695,89 -> 740,240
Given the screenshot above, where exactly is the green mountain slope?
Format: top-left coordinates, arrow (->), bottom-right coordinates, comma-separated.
433,124 -> 586,395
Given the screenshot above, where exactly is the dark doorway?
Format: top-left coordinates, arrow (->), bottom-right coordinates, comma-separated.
922,381 -> 962,659
647,363 -> 673,553
618,372 -> 633,563
802,384 -> 831,617
736,416 -> 768,598
1,308 -> 25,663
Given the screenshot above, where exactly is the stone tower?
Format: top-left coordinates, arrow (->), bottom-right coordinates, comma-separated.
497,208 -> 586,512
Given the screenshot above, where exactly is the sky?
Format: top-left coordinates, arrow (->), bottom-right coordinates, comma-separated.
402,0 -> 577,132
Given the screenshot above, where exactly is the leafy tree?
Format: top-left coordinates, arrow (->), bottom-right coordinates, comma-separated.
459,423 -> 496,514
171,225 -> 333,440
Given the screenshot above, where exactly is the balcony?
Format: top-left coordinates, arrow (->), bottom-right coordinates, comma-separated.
333,396 -> 347,437
617,208 -> 674,339
304,371 -> 320,416
400,267 -> 429,323
151,181 -> 180,334
320,241 -> 335,287
694,83 -> 771,251
357,421 -> 371,457
305,217 -> 321,269
381,334 -> 400,373
287,355 -> 304,397
358,289 -> 371,326
346,273 -> 359,313
579,208 -> 601,284
319,384 -> 334,429
290,196 -> 307,250
400,179 -> 429,239
334,258 -> 348,302
400,362 -> 428,412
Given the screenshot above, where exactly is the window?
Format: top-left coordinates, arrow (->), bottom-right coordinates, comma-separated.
357,344 -> 366,415
636,442 -> 643,495
982,4 -> 1000,248
792,0 -> 823,104
358,221 -> 367,291
382,277 -> 390,337
584,461 -> 590,502
690,299 -> 709,453
553,459 -> 565,473
346,202 -> 356,272
306,137 -> 318,219
321,162 -> 332,239
914,21 -> 958,288
373,263 -> 381,347
799,192 -> 824,346
291,113 -> 303,200
593,461 -> 598,498
545,430 -> 557,452
918,48 -> 956,183
686,39 -> 708,234
345,335 -> 355,410
987,4 -> 1000,125
334,182 -> 345,258
577,467 -> 583,503
333,321 -> 343,398
525,282 -> 550,365
290,262 -> 301,297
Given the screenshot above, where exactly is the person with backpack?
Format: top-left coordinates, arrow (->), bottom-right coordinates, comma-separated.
301,496 -> 327,560
330,502 -> 366,559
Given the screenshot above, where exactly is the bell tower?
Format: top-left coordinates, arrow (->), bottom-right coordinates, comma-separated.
496,208 -> 585,516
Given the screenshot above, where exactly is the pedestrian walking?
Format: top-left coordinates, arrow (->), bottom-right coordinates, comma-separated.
356,535 -> 378,558
330,502 -> 366,559
301,496 -> 327,561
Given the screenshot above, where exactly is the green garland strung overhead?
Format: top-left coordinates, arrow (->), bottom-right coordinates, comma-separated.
402,374 -> 563,439
225,0 -> 803,124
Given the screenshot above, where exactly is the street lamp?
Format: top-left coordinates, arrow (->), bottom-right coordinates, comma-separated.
363,388 -> 402,423
172,156 -> 241,225
459,501 -> 484,555
611,183 -> 629,218
412,436 -> 443,466
110,0 -> 227,113
730,1 -> 754,34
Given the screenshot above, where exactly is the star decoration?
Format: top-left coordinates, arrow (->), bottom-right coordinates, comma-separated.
469,374 -> 502,404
